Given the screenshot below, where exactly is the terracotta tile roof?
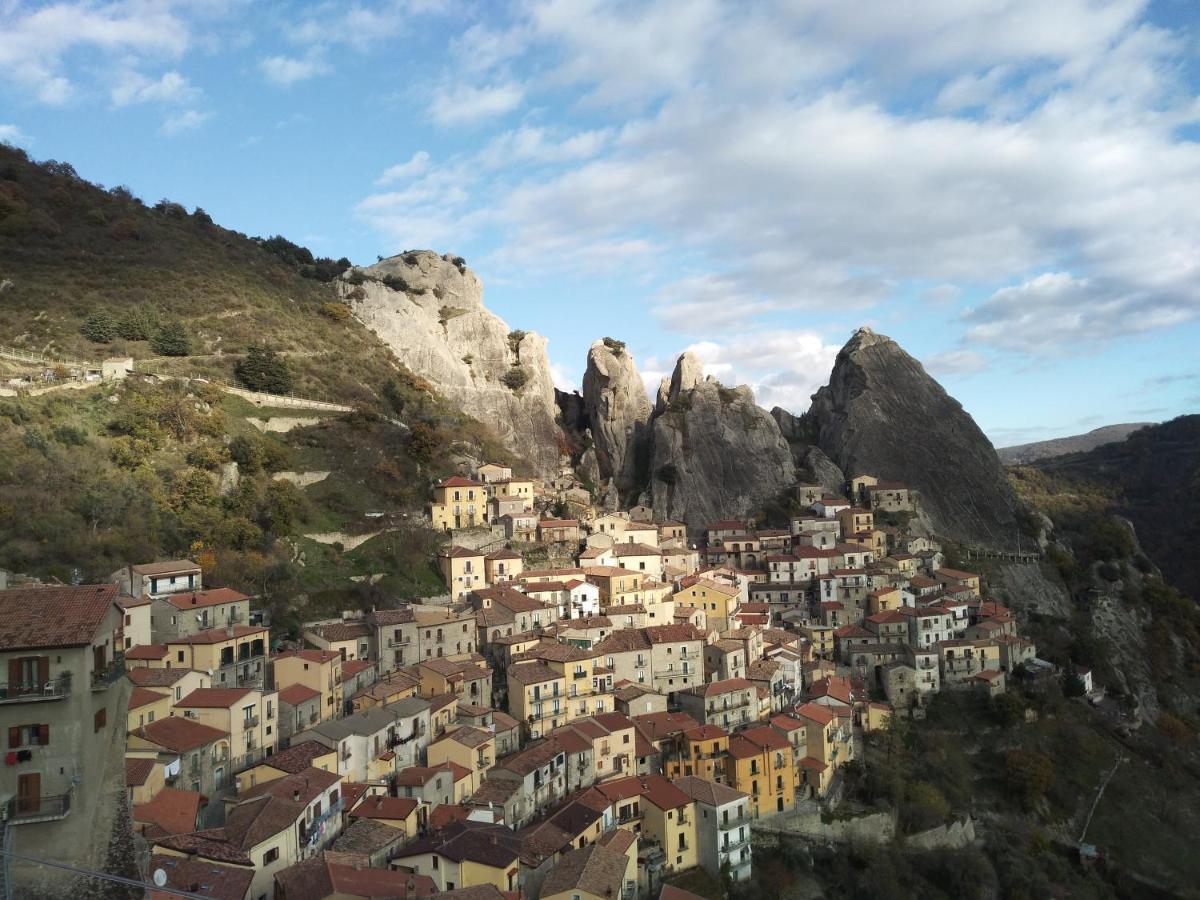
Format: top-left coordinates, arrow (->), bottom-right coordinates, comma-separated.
351,794 -> 419,821
539,519 -> 580,528
134,788 -> 204,836
237,767 -> 340,807
118,595 -> 152,608
365,607 -> 416,626
278,684 -> 321,706
276,853 -> 437,900
631,711 -> 699,741
221,796 -> 305,850
177,687 -> 253,708
164,588 -> 250,611
339,659 -> 375,680
274,648 -> 340,664
769,714 -> 806,734
147,853 -> 253,900
307,621 -> 370,643
683,724 -> 727,741
172,624 -> 268,645
541,843 -> 630,898
126,757 -> 155,787
609,543 -> 661,557
127,667 -> 188,687
681,677 -> 753,698
256,740 -> 333,774
485,548 -> 523,560
0,583 -> 119,650
595,773 -> 690,811
395,820 -> 522,868
135,717 -> 229,753
126,643 -> 169,660
673,774 -> 747,806
332,817 -> 407,855
507,662 -> 562,685
129,686 -> 169,710
444,545 -> 485,559
794,702 -> 835,725
437,476 -> 483,488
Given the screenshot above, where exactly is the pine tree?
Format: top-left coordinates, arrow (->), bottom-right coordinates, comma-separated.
81,310 -> 116,343
115,305 -> 158,341
235,346 -> 293,394
150,320 -> 190,356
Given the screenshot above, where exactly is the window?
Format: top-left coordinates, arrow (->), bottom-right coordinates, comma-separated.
8,725 -> 48,748
262,847 -> 279,865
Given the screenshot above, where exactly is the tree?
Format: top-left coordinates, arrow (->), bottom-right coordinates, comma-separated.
81,310 -> 116,343
151,320 -> 190,356
228,434 -> 267,474
901,781 -> 950,832
116,305 -> 158,341
1005,748 -> 1054,810
501,366 -> 529,392
235,346 -> 293,394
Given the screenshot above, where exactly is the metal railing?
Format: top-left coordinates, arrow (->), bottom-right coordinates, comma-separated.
9,788 -> 72,825
91,657 -> 126,691
0,677 -> 71,704
719,813 -> 750,830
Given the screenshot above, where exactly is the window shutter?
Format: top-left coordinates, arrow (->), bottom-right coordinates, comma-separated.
38,724 -> 49,745
37,657 -> 49,685
8,727 -> 19,749
7,659 -> 20,687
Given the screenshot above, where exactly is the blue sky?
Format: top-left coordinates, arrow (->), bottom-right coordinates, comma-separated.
2,0 -> 1200,446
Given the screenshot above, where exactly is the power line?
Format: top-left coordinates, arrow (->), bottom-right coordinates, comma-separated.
0,847 -> 209,898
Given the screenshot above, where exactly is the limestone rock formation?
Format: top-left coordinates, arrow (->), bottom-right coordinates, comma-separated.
648,354 -> 796,531
806,327 -> 1025,549
342,251 -> 561,475
581,338 -> 652,501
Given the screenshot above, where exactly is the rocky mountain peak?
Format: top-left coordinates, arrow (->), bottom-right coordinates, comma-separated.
581,338 -> 652,500
807,328 -> 1025,549
669,350 -> 704,399
342,253 -> 562,476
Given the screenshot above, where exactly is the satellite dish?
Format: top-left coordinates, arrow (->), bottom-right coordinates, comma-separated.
152,869 -> 168,887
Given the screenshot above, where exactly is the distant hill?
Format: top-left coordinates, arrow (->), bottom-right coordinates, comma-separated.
0,145 -> 509,614
998,423 -> 1151,465
1027,415 -> 1200,600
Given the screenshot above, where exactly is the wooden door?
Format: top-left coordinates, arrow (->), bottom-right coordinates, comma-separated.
94,644 -> 107,674
17,772 -> 40,814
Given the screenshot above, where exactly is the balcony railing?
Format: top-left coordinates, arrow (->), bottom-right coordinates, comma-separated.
0,677 -> 71,704
244,716 -> 260,729
91,657 -> 126,691
9,788 -> 72,825
719,813 -> 750,830
387,637 -> 412,648
721,834 -> 751,853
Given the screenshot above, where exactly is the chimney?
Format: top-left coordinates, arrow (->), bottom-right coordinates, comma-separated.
293,789 -> 300,803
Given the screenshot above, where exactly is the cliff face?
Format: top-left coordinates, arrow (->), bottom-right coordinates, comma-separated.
581,339 -> 652,501
648,353 -> 796,531
806,327 -> 1024,549
342,252 -> 561,476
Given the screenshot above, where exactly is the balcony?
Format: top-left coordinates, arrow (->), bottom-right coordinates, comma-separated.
302,797 -> 345,850
387,637 -> 412,648
91,656 -> 126,691
9,788 -> 73,825
244,715 -> 260,729
721,833 -> 751,854
0,676 -> 71,704
719,813 -> 750,830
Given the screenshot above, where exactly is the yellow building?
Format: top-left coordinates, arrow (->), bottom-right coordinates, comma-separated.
793,702 -> 853,798
430,476 -> 489,531
493,477 -> 536,503
165,624 -> 269,688
513,644 -> 614,721
867,587 -> 902,616
484,548 -> 524,584
348,794 -> 422,838
127,686 -> 173,732
673,579 -> 740,633
391,821 -> 521,893
727,725 -> 796,818
272,649 -> 343,723
507,661 -> 569,739
426,725 -> 495,794
595,774 -> 698,876
234,739 -> 338,793
175,686 -> 280,764
439,546 -> 488,600
670,724 -> 729,784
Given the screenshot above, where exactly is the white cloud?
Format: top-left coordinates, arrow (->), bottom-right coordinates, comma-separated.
0,2 -> 192,105
260,54 -> 331,86
377,151 -> 431,185
161,109 -> 212,137
427,82 -> 524,126
111,70 -> 198,107
923,348 -> 988,376
0,124 -> 31,146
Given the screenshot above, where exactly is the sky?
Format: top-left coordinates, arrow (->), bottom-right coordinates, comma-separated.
2,0 -> 1200,447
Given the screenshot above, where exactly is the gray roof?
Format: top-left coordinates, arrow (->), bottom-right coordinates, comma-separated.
386,696 -> 432,718
299,707 -> 398,741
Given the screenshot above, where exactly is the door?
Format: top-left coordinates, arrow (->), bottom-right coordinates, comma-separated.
93,644 -> 107,675
17,773 -> 40,814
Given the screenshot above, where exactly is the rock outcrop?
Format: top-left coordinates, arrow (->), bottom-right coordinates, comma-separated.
806,327 -> 1024,549
581,339 -> 652,502
342,251 -> 561,475
648,353 -> 796,531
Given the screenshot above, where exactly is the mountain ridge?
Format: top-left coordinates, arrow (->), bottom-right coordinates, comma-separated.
997,422 -> 1152,465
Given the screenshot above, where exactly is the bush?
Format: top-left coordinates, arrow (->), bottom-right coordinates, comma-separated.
81,310 -> 116,343
900,781 -> 950,832
228,434 -> 267,474
151,320 -> 190,356
51,425 -> 88,446
319,302 -> 351,322
507,330 -> 527,355
602,336 -> 626,355
109,217 -> 141,240
235,346 -> 293,394
1005,748 -> 1054,810
501,367 -> 529,392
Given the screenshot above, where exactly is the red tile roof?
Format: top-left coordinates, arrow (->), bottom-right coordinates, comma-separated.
172,624 -> 267,645
135,717 -> 229,753
176,687 -> 253,708
278,684 -> 321,706
126,643 -> 169,660
126,757 -> 155,787
0,583 -> 119,650
350,795 -> 419,821
134,788 -> 204,836
164,587 -> 250,611
129,687 -> 168,710
274,648 -> 340,664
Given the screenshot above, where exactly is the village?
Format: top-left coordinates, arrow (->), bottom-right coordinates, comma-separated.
0,461 -> 1056,900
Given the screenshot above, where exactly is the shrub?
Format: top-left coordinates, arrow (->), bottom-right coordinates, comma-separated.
1005,748 -> 1054,810
501,367 -> 529,392
319,302 -> 351,322
109,217 -> 141,240
228,434 -> 267,474
81,310 -> 116,343
346,270 -> 365,286
51,425 -> 88,446
507,330 -> 526,356
602,336 -> 626,355
451,255 -> 466,273
439,306 -> 467,324
235,346 -> 293,394
154,199 -> 188,218
900,781 -> 950,832
381,274 -> 411,292
151,320 -> 190,356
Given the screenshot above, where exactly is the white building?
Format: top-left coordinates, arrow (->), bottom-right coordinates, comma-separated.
673,775 -> 753,884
